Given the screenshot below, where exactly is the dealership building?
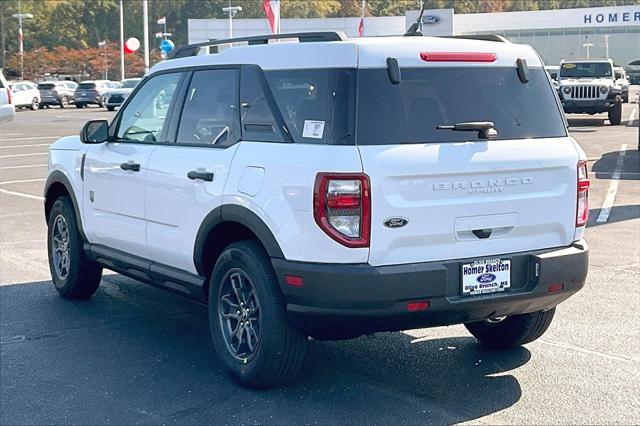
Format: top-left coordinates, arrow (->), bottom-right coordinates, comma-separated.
188,4 -> 640,67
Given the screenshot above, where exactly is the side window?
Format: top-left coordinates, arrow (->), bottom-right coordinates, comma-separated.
240,66 -> 288,143
176,69 -> 239,146
116,73 -> 181,143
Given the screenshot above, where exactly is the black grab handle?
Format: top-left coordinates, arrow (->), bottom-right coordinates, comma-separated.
187,170 -> 214,182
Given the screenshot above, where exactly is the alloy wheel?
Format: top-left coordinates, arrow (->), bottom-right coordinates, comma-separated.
218,268 -> 262,362
51,214 -> 71,280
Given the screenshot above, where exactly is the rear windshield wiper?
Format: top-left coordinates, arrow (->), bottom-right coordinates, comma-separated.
436,121 -> 497,139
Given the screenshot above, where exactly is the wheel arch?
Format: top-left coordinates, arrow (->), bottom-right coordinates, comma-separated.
193,204 -> 285,279
44,171 -> 86,240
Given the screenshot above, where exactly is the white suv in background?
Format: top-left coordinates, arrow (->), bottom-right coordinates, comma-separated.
0,69 -> 15,123
44,32 -> 589,389
8,80 -> 41,110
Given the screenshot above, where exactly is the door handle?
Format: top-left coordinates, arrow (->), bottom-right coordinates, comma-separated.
120,162 -> 140,172
187,170 -> 214,182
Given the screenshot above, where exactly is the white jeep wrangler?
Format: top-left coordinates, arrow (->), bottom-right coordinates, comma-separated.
45,31 -> 589,388
557,59 -> 624,125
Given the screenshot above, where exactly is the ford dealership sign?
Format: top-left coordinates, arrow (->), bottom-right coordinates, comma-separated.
421,15 -> 441,25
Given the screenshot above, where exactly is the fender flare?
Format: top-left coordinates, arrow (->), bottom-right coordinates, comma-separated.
193,204 -> 285,276
44,170 -> 86,241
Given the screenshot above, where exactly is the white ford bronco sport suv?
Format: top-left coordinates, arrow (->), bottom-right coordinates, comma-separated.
45,31 -> 589,388
557,58 -> 624,125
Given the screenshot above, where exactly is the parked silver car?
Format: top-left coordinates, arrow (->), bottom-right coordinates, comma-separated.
38,81 -> 78,108
0,69 -> 15,124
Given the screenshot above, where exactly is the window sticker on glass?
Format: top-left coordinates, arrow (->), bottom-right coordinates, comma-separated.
302,120 -> 325,139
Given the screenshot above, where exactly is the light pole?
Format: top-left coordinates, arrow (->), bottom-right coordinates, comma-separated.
222,6 -> 242,38
143,0 -> 149,74
12,2 -> 33,81
98,40 -> 108,80
119,0 -> 125,80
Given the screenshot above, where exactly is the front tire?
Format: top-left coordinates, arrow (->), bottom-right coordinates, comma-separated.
208,241 -> 306,389
465,308 -> 556,349
30,98 -> 40,110
75,103 -> 84,109
608,102 -> 622,125
47,196 -> 102,299
107,106 -> 115,111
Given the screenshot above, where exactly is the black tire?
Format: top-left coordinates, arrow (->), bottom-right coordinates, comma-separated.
208,240 -> 306,389
60,96 -> 68,108
75,103 -> 84,109
38,103 -> 45,110
608,102 -> 622,125
30,98 -> 39,110
107,106 -> 115,111
465,308 -> 556,349
47,196 -> 102,299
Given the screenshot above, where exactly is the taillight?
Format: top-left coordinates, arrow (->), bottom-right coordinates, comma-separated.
313,173 -> 370,248
7,87 -> 12,105
576,160 -> 590,227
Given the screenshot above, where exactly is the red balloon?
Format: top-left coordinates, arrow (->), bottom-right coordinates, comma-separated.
123,37 -> 140,55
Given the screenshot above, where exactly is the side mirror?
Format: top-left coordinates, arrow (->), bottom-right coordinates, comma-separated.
80,120 -> 109,144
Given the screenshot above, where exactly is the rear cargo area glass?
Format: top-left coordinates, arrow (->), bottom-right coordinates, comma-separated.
356,67 -> 566,145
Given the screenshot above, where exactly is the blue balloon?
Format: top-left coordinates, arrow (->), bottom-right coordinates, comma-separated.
159,39 -> 174,54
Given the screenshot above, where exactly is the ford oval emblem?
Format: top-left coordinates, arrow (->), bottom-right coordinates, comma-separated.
384,217 -> 408,228
477,273 -> 497,284
422,15 -> 441,25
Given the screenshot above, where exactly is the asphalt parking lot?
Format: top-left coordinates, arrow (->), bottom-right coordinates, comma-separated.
1,92 -> 639,424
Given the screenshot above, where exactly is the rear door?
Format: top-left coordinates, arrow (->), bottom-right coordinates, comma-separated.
356,65 -> 580,267
144,68 -> 241,273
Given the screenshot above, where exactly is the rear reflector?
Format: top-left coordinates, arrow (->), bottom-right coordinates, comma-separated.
548,283 -> 564,293
420,52 -> 497,62
407,300 -> 430,312
285,275 -> 303,288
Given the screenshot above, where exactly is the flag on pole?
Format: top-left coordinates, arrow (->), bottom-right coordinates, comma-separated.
358,18 -> 364,37
157,16 -> 166,25
263,0 -> 280,34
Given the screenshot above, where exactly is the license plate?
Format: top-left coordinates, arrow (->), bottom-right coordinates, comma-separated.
461,258 -> 511,296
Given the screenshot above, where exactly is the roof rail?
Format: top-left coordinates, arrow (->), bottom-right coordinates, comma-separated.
441,34 -> 511,43
168,31 -> 348,60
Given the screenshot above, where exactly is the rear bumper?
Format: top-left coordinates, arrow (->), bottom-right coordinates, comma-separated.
272,240 -> 588,338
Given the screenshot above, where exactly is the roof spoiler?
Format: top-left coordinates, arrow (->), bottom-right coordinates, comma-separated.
440,35 -> 511,43
168,31 -> 348,60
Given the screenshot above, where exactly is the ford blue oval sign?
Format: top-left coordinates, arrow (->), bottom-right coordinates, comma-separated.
422,15 -> 441,25
476,273 -> 497,284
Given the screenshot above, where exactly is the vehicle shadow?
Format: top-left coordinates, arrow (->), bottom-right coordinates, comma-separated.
588,205 -> 640,227
567,118 -> 606,128
0,276 -> 528,425
592,149 -> 639,181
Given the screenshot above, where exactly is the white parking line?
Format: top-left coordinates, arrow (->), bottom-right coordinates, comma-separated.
630,107 -> 638,123
0,188 -> 44,201
596,143 -> 628,224
0,143 -> 51,149
0,136 -> 62,142
0,133 -> 25,136
0,152 -> 48,159
0,178 -> 46,185
0,164 -> 47,170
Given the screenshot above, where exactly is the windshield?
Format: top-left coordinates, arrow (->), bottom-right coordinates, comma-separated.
560,62 -> 612,78
356,67 -> 566,145
121,79 -> 140,89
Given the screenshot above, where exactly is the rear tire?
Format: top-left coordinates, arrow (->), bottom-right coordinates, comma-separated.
465,308 -> 556,349
75,103 -> 84,109
47,196 -> 102,299
608,102 -> 622,125
30,98 -> 39,110
208,240 -> 306,389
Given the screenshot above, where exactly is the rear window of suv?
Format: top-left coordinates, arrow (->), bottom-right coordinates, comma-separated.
38,83 -> 56,90
77,83 -> 96,90
356,67 -> 566,145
